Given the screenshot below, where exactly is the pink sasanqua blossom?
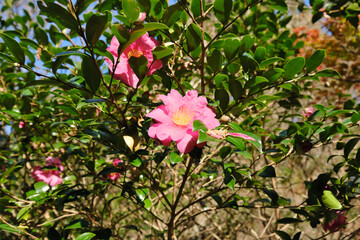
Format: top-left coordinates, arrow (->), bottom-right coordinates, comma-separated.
31,157 -> 64,187
302,106 -> 314,118
105,33 -> 162,88
323,211 -> 347,232
146,90 -> 220,153
107,158 -> 122,181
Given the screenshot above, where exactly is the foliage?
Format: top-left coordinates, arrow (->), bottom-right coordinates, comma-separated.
0,0 -> 360,239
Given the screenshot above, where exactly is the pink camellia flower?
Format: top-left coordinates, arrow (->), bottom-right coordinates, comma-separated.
302,106 -> 314,118
107,158 -> 123,181
323,211 -> 347,232
105,33 -> 162,88
146,90 -> 220,153
31,157 -> 64,187
19,121 -> 25,129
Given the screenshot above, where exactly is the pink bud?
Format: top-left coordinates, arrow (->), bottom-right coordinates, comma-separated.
302,106 -> 314,118
323,211 -> 347,232
19,121 -> 25,129
138,12 -> 146,22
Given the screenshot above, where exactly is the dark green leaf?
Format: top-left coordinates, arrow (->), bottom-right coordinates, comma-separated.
191,0 -> 203,18
283,57 -> 305,79
344,138 -> 360,159
240,35 -> 255,52
1,93 -> 16,110
39,2 -> 78,30
86,13 -> 108,46
275,231 -> 291,240
0,32 -> 25,64
254,47 -> 266,62
35,27 -> 49,46
315,69 -> 341,78
162,3 -> 183,27
259,57 -> 284,68
306,49 -> 325,73
259,166 -> 276,178
82,56 -> 101,92
214,0 -> 232,24
128,55 -> 148,82
153,46 -> 173,60
229,79 -> 243,100
48,227 -> 61,240
122,0 -> 140,24
185,23 -> 202,52
224,37 -> 240,60
207,49 -> 223,73
277,218 -> 303,224
215,89 -> 229,111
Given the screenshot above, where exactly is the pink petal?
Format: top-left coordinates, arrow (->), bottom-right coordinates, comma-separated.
176,133 -> 197,153
227,132 -> 255,141
146,105 -> 171,123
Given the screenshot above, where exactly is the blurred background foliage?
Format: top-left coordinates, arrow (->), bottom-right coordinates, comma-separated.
1,0 -> 360,239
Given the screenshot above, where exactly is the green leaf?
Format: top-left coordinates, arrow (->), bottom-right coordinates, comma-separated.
170,152 -> 183,164
207,49 -> 223,73
35,26 -> 49,46
162,3 -> 183,27
344,138 -> 360,159
283,57 -> 305,79
306,49 -> 325,73
229,79 -> 243,100
185,23 -> 202,52
215,89 -> 229,111
86,13 -> 108,46
315,69 -> 341,78
56,105 -> 79,116
275,231 -> 291,240
122,0 -> 140,24
26,80 -> 65,87
131,158 -> 142,167
193,120 -> 207,132
224,37 -> 240,60
259,166 -> 276,178
191,0 -> 203,18
128,55 -> 148,82
34,181 -> 50,193
16,205 -> 31,221
150,0 -> 163,19
0,224 -> 21,234
38,2 -> 78,30
268,0 -> 288,13
259,57 -> 284,68
65,219 -> 90,230
0,32 -> 25,64
322,190 -> 342,209
240,35 -> 255,52
254,47 -> 266,62
1,93 -> 16,110
153,46 -> 173,60
76,232 -> 96,240
277,218 -> 303,224
214,0 -> 233,24
82,56 -> 101,92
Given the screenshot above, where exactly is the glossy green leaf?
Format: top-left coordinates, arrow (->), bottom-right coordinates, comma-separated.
306,49 -> 325,73
185,23 -> 202,52
283,57 -> 305,79
38,2 -> 78,30
315,69 -> 341,78
344,138 -> 360,159
193,119 -> 207,132
191,0 -> 203,18
56,105 -> 79,116
0,32 -> 25,64
81,56 -> 101,92
214,0 -> 232,24
277,218 -> 303,224
229,79 -> 243,100
34,26 -> 49,46
128,55 -> 148,81
170,152 -> 183,164
254,47 -> 266,62
0,224 -> 21,234
122,0 -> 140,24
207,49 -> 223,73
224,37 -> 240,60
215,89 -> 229,111
240,35 -> 255,52
162,3 -> 183,27
322,190 -> 342,209
153,46 -> 173,60
75,232 -> 96,240
259,166 -> 276,178
34,181 -> 50,193
268,0 -> 288,13
275,231 -> 291,240
86,13 -> 109,46
16,205 -> 31,221
259,57 -> 284,68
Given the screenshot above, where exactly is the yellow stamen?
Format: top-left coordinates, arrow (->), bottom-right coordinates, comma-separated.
172,107 -> 194,126
127,49 -> 143,58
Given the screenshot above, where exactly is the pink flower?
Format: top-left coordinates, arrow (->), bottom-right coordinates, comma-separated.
137,12 -> 146,22
302,106 -> 314,118
105,34 -> 162,88
31,157 -> 64,187
107,158 -> 122,181
146,90 -> 220,153
323,211 -> 347,232
19,121 -> 25,129
227,132 -> 255,141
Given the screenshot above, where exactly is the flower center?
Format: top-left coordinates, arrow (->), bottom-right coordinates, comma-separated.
172,107 -> 194,126
127,49 -> 143,58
